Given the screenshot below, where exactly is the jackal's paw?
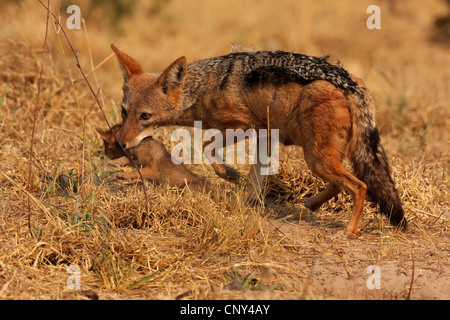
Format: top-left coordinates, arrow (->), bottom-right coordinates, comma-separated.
330,229 -> 361,241
345,229 -> 362,239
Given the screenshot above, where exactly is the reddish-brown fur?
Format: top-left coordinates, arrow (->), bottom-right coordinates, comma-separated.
110,45 -> 407,236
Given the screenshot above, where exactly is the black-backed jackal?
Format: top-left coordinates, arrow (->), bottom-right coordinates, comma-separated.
110,44 -> 407,236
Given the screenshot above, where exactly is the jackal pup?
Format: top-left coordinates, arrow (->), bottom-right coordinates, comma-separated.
97,125 -> 212,193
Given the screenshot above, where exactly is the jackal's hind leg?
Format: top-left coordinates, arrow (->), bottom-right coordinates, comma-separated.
304,183 -> 341,212
305,158 -> 367,237
297,83 -> 366,237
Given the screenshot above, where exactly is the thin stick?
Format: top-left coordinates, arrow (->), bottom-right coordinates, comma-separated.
80,93 -> 99,215
407,251 -> 415,300
38,0 -> 151,223
335,248 -> 352,279
27,0 -> 50,236
74,52 -> 116,82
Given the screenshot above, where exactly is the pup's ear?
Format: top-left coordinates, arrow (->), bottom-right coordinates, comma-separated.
111,44 -> 144,80
96,128 -> 115,143
157,56 -> 187,95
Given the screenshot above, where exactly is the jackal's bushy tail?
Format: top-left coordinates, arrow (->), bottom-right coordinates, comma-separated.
347,83 -> 407,229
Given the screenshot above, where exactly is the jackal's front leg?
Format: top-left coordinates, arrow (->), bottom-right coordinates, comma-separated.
245,161 -> 268,203
203,139 -> 241,184
211,163 -> 241,184
304,183 -> 341,211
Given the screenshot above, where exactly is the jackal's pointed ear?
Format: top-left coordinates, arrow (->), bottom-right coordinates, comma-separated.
157,56 -> 187,95
111,44 -> 144,80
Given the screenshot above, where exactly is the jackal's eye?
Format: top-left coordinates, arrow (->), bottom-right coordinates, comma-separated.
121,107 -> 127,119
140,113 -> 152,120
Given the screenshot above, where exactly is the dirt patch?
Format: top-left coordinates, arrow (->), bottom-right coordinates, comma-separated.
265,216 -> 449,300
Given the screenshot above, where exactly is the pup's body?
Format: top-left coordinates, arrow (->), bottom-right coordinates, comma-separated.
97,125 -> 212,193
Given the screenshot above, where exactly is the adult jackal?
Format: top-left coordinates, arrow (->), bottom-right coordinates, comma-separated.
110,44 -> 407,236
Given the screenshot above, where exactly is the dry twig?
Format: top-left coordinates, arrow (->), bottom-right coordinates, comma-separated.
27,0 -> 50,236
407,251 -> 415,300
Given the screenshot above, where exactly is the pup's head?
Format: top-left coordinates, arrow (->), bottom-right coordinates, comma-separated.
111,44 -> 187,149
96,125 -> 126,159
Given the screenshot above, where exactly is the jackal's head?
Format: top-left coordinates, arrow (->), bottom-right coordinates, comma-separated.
111,44 -> 187,149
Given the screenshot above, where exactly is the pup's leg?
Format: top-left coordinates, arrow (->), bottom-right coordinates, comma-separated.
109,156 -> 131,167
304,183 -> 341,211
116,166 -> 160,181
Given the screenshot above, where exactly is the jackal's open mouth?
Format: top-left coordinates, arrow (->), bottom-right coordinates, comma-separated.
141,135 -> 153,142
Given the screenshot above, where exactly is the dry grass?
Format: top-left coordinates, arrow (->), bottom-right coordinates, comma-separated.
0,0 -> 449,300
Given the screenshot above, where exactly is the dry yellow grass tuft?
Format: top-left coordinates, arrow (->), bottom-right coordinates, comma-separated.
0,0 -> 449,300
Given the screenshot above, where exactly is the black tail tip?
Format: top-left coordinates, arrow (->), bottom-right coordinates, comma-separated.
388,209 -> 408,231
394,217 -> 408,231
